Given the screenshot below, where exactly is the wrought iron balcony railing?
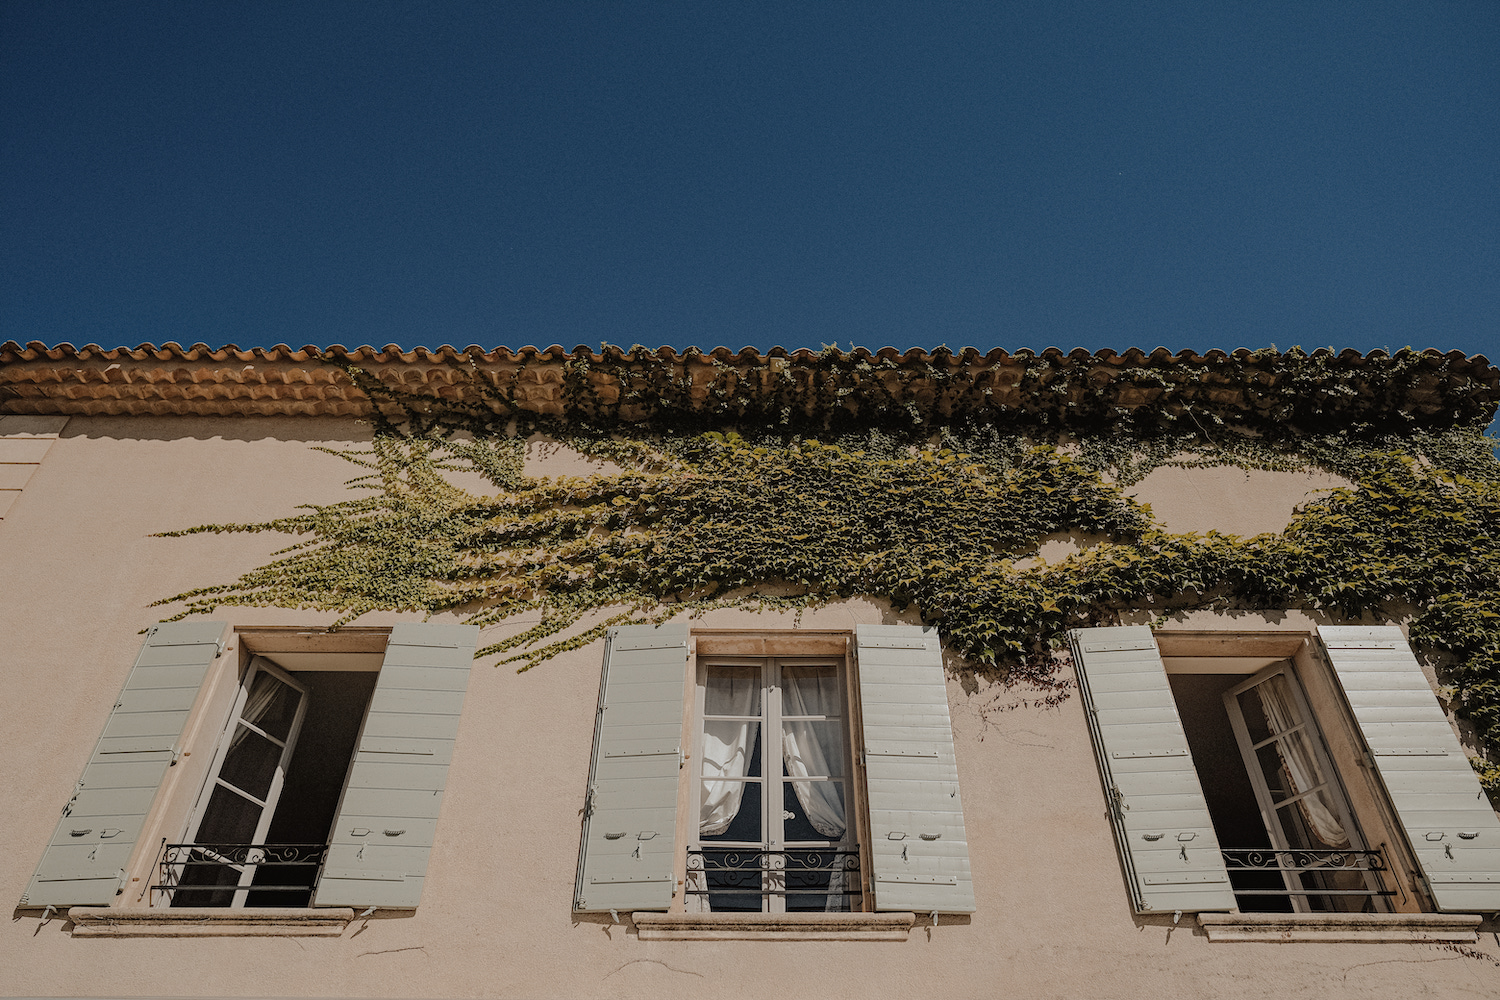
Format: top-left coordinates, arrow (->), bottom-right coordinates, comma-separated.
685,847 -> 862,911
1220,847 -> 1395,901
153,841 -> 328,905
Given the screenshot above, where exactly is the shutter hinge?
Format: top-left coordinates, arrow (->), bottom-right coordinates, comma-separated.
115,868 -> 128,895
584,784 -> 597,818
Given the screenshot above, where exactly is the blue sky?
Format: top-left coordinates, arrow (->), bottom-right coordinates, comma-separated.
2,1 -> 1497,362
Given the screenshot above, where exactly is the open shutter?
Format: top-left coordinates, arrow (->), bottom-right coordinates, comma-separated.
1319,625 -> 1500,912
573,623 -> 688,913
1068,625 -> 1235,913
21,621 -> 227,907
313,622 -> 479,909
855,624 -> 975,913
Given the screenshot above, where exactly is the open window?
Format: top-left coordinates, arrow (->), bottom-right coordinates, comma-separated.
572,623 -> 975,925
20,621 -> 480,914
1070,624 -> 1500,919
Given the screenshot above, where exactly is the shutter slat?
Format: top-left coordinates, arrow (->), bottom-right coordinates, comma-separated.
1069,625 -> 1236,914
21,621 -> 227,907
855,624 -> 976,914
1319,625 -> 1500,913
312,623 -> 478,909
573,623 -> 688,913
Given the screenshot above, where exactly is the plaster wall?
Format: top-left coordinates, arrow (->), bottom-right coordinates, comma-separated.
1127,463 -> 1354,536
1,418 -> 1496,999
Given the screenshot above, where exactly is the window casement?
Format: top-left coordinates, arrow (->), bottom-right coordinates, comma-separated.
20,620 -> 480,915
688,653 -> 859,913
1069,624 -> 1500,921
572,623 -> 976,925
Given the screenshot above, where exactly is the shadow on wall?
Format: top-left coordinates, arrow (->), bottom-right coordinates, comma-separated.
46,414 -> 376,444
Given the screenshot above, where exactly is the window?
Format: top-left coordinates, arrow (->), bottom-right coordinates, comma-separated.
688,653 -> 859,912
21,621 -> 480,915
1172,659 -> 1381,912
1069,624 -> 1500,921
573,623 -> 975,925
168,653 -> 376,908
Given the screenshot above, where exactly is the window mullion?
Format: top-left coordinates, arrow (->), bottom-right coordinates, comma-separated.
766,658 -> 784,913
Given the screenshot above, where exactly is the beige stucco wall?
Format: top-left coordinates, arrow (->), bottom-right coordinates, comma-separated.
1127,463 -> 1354,536
2,417 -> 1497,999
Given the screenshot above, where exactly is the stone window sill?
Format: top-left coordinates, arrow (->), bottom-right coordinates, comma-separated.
633,911 -> 915,940
1196,912 -> 1481,943
67,907 -> 355,937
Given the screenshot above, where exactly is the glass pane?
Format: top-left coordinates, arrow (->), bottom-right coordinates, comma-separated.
1237,685 -> 1274,745
195,784 -> 265,845
1254,742 -> 1293,800
783,779 -> 846,842
700,780 -> 763,843
705,665 -> 760,717
1255,729 -> 1330,805
783,720 -> 846,780
1275,787 -> 1352,851
780,664 -> 841,718
702,721 -> 760,779
241,670 -> 299,742
218,725 -> 282,801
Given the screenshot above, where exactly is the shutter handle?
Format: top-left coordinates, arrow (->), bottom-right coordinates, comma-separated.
383,829 -> 406,837
604,832 -> 627,840
70,829 -> 92,837
1457,831 -> 1479,839
1142,833 -> 1163,841
920,833 -> 941,841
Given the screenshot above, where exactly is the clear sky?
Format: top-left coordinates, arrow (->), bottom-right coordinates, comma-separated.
2,1 -> 1497,361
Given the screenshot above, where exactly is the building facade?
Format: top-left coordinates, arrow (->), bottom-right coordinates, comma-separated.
3,342 -> 1499,998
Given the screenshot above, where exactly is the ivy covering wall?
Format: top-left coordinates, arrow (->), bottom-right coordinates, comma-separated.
154,348 -> 1500,789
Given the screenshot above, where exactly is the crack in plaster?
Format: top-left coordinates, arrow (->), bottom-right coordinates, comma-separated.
603,959 -> 705,981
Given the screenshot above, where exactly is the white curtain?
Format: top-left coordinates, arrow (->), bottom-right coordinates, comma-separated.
1258,675 -> 1349,849
230,660 -> 290,752
699,670 -> 759,836
781,669 -> 847,839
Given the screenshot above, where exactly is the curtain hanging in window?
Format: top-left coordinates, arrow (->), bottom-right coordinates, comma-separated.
1258,675 -> 1350,849
699,670 -> 759,836
781,668 -> 847,838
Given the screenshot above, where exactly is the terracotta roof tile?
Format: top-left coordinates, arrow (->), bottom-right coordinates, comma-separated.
2,341 -> 1496,429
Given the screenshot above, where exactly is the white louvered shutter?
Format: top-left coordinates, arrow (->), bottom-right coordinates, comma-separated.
21,621 -> 227,907
1319,625 -> 1500,912
313,623 -> 479,908
1068,625 -> 1236,913
855,624 -> 975,913
573,623 -> 688,913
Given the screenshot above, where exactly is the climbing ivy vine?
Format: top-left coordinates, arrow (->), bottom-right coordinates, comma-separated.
153,353 -> 1500,790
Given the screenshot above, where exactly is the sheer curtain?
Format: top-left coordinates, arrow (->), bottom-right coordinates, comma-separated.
782,668 -> 848,911
691,669 -> 760,912
699,670 -> 759,836
229,660 -> 290,753
1259,675 -> 1349,849
781,669 -> 847,838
